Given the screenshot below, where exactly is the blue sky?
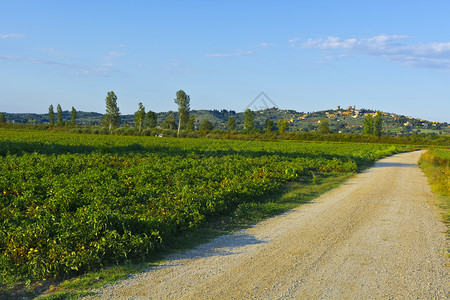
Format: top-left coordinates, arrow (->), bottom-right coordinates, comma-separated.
1,1 -> 449,122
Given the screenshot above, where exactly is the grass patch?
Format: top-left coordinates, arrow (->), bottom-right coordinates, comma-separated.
34,262 -> 155,300
419,150 -> 450,257
3,173 -> 351,299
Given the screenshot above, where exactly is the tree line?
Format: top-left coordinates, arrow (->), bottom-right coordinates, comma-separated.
47,104 -> 77,126
2,90 -> 382,136
101,90 -> 295,134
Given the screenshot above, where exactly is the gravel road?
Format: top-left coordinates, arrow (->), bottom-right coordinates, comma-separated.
87,150 -> 449,299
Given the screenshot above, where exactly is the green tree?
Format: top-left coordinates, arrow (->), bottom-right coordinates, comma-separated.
71,107 -> 77,125
187,115 -> 196,132
57,104 -> 63,125
374,112 -> 383,137
174,90 -> 190,135
104,91 -> 120,132
199,119 -> 213,131
134,102 -> 146,133
227,116 -> 236,131
265,119 -> 274,132
145,110 -> 157,128
0,113 -> 5,123
48,104 -> 55,126
318,119 -> 331,134
363,115 -> 374,136
277,119 -> 289,134
244,109 -> 255,131
161,114 -> 177,130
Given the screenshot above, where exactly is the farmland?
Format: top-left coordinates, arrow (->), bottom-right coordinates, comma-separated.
0,129 -> 413,282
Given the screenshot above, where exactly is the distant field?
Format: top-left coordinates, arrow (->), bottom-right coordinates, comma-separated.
0,129 -> 413,281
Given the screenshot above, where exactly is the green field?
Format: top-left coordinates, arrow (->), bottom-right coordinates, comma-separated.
0,129 -> 413,283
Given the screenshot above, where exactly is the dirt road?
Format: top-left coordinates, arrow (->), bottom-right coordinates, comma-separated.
88,150 -> 448,299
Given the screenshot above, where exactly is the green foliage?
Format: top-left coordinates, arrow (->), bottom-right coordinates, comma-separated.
161,114 -> 177,130
318,119 -> 331,134
0,113 -> 6,124
145,111 -> 157,128
265,119 -> 274,133
244,109 -> 255,131
174,90 -> 190,134
48,105 -> 55,126
363,115 -> 374,136
420,150 -> 450,195
71,107 -> 77,126
277,119 -> 289,134
187,115 -> 196,132
134,102 -> 146,133
104,91 -> 120,132
419,149 -> 449,243
0,129 -> 412,281
57,104 -> 63,126
199,119 -> 213,131
227,116 -> 236,131
374,112 -> 383,137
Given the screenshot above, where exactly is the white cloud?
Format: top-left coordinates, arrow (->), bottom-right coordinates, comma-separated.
206,50 -> 256,58
259,42 -> 277,47
303,36 -> 357,50
0,55 -> 76,67
36,48 -> 78,58
206,53 -> 231,58
296,34 -> 450,69
235,50 -> 255,56
103,51 -> 127,61
0,33 -> 26,39
107,51 -> 126,57
0,55 -> 124,77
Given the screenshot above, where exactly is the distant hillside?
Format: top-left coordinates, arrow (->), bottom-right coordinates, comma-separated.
1,107 -> 449,136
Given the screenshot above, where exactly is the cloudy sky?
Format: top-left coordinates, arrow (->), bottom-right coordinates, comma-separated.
1,1 -> 449,122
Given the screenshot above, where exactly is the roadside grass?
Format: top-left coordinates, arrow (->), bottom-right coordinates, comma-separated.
34,263 -> 156,300
23,173 -> 351,300
419,149 -> 450,256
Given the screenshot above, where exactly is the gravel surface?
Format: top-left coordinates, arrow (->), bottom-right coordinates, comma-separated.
86,150 -> 449,299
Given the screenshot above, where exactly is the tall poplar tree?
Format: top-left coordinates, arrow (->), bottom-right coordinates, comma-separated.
48,104 -> 55,126
174,90 -> 190,135
135,102 -> 146,133
0,113 -> 6,123
57,104 -> 63,125
71,107 -> 77,125
104,91 -> 120,132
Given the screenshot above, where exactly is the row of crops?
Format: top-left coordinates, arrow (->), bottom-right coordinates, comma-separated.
0,130 -> 412,280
